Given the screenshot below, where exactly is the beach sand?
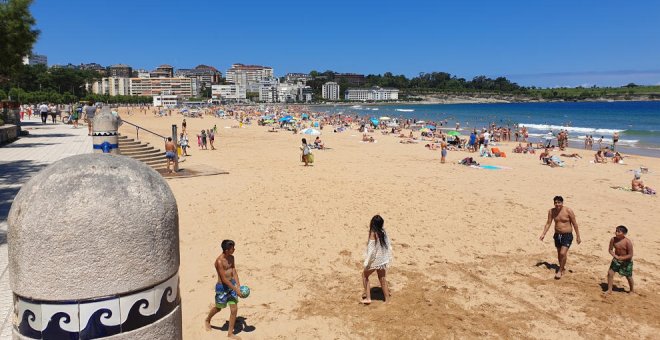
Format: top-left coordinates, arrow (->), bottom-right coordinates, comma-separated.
118,109 -> 660,339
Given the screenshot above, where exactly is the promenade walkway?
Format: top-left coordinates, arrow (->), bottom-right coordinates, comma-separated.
0,117 -> 92,338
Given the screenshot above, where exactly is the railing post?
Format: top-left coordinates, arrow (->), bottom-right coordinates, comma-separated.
171,124 -> 179,172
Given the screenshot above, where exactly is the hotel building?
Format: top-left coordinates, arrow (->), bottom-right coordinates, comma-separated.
345,86 -> 399,101
322,82 -> 340,100
130,77 -> 195,98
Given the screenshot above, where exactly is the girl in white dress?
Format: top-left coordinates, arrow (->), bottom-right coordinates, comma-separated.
361,215 -> 392,304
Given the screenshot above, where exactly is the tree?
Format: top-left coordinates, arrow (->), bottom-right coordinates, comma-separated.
0,0 -> 40,83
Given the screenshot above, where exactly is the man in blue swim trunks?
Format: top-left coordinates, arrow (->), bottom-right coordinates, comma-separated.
165,137 -> 176,174
539,196 -> 582,279
205,240 -> 244,338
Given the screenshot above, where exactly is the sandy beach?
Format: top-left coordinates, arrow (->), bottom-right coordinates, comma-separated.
117,108 -> 660,339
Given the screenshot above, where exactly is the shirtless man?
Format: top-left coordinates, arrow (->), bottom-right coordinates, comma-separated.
539,196 -> 581,279
165,137 -> 176,174
606,226 -> 634,294
205,240 -> 244,338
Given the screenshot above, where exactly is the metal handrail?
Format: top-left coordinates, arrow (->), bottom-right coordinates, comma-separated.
121,119 -> 168,141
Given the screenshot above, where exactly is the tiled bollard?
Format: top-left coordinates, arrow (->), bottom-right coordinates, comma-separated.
7,154 -> 181,339
92,107 -> 120,154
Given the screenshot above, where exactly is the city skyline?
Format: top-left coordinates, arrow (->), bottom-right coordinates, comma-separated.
28,0 -> 660,88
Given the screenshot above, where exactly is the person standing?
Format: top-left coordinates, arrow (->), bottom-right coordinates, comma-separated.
83,102 -> 97,136
440,138 -> 448,163
179,132 -> 189,156
201,130 -> 208,150
605,225 -> 634,294
361,215 -> 392,304
39,102 -> 49,124
209,129 -> 216,150
539,196 -> 582,279
182,119 -> 187,133
165,137 -> 177,174
205,240 -> 245,338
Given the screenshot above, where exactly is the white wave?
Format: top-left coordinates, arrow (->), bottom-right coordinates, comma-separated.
396,109 -> 414,112
520,123 -> 622,135
351,105 -> 362,109
371,108 -> 379,111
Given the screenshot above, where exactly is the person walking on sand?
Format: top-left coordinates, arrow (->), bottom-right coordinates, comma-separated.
301,138 -> 311,166
539,196 -> 581,279
605,225 -> 634,294
205,240 -> 245,339
182,118 -> 187,133
361,215 -> 393,304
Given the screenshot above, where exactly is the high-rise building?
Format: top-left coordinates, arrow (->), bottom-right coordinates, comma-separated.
108,64 -> 133,78
226,63 -> 274,86
130,77 -> 195,98
22,53 -> 47,66
322,82 -> 340,100
91,77 -> 131,96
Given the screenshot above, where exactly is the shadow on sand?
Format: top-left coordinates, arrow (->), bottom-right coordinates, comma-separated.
211,316 -> 256,334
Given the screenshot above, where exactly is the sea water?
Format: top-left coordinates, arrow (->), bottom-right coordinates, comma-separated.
317,101 -> 660,157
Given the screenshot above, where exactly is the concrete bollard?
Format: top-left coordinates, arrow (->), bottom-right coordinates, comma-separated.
8,154 -> 181,339
92,106 -> 120,154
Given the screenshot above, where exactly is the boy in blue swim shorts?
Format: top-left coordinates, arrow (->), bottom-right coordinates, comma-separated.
205,240 -> 245,338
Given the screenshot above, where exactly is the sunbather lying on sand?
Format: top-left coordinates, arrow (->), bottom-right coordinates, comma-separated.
561,153 -> 582,159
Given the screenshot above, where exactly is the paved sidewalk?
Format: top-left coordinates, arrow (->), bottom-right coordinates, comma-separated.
0,117 -> 92,338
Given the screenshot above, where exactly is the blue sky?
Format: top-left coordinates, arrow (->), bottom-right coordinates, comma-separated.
30,0 -> 660,87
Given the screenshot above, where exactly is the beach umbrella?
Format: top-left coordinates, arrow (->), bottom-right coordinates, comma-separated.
379,116 -> 391,121
425,125 -> 436,130
370,118 -> 379,126
278,115 -> 293,122
300,128 -> 321,135
447,130 -> 461,136
263,119 -> 274,124
301,113 -> 309,120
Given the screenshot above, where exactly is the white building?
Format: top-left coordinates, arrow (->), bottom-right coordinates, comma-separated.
345,86 -> 399,101
322,82 -> 340,100
22,54 -> 48,66
211,85 -> 247,101
226,63 -> 274,86
153,94 -> 179,107
129,77 -> 196,98
91,77 -> 131,96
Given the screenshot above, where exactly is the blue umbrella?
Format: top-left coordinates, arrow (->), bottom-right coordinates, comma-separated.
301,113 -> 309,120
370,118 -> 379,126
426,125 -> 437,130
278,115 -> 293,122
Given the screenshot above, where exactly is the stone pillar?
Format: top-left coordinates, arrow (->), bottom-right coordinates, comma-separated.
8,154 -> 181,339
92,106 -> 120,154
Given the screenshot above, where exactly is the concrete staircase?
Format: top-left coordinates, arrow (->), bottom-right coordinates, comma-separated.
118,135 -> 167,171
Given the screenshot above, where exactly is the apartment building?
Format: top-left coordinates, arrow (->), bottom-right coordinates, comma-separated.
108,64 -> 133,78
322,82 -> 340,100
130,77 -> 195,98
151,64 -> 174,78
226,63 -> 274,86
211,84 -> 247,101
345,86 -> 399,101
175,65 -> 222,88
91,77 -> 131,96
